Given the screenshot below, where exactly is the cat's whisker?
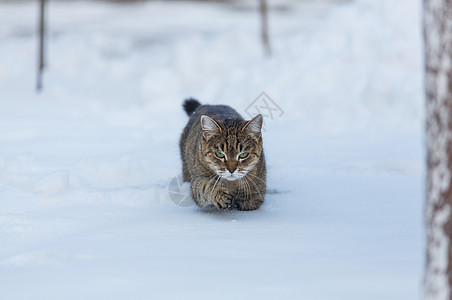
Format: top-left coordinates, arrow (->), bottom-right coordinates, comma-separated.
240,178 -> 246,200
239,177 -> 247,200
244,177 -> 255,202
244,176 -> 264,201
240,178 -> 249,201
237,178 -> 242,201
239,179 -> 246,201
245,172 -> 266,184
243,177 -> 252,201
204,174 -> 218,204
210,175 -> 221,202
238,171 -> 247,179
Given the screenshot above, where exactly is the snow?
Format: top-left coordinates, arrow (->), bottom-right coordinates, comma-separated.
0,0 -> 423,299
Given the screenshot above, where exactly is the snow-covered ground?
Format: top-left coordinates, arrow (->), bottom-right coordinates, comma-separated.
0,0 -> 423,299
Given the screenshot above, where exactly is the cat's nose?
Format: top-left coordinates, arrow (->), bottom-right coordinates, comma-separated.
228,168 -> 236,174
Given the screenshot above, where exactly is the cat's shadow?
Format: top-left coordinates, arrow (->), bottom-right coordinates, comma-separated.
189,188 -> 287,220
194,204 -> 266,223
198,206 -> 241,216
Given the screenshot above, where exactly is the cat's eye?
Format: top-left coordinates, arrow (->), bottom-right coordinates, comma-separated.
215,151 -> 225,158
239,152 -> 249,159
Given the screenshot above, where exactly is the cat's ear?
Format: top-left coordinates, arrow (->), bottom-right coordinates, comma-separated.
201,115 -> 222,139
242,114 -> 263,137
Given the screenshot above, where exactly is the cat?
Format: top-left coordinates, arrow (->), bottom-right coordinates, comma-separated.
179,98 -> 266,211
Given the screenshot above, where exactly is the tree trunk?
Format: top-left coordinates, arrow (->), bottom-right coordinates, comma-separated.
424,0 -> 452,299
37,0 -> 46,91
259,0 -> 270,56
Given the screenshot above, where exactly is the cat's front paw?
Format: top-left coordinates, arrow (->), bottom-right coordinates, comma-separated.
236,198 -> 263,211
211,186 -> 233,209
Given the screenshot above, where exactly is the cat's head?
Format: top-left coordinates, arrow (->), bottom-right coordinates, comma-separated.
200,114 -> 263,181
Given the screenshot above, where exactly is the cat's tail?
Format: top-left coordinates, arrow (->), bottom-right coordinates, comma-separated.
183,98 -> 201,116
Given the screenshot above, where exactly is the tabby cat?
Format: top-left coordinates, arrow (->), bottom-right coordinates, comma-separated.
179,99 -> 266,211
